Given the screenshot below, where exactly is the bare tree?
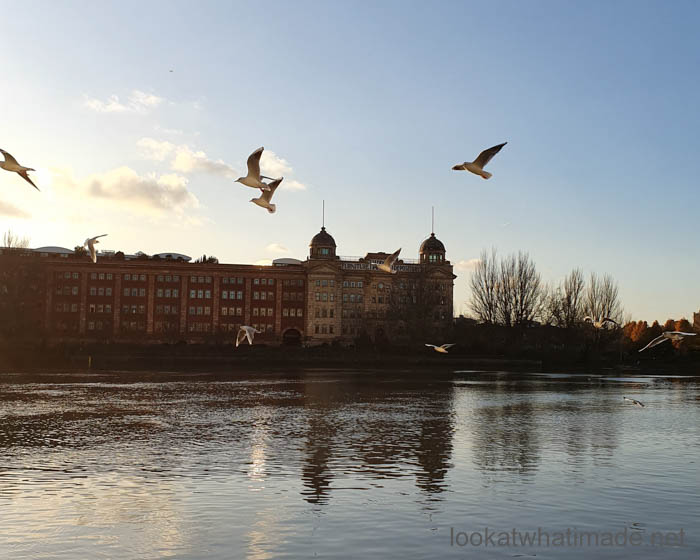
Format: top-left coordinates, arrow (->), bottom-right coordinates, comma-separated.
499,251 -> 543,327
471,249 -> 543,327
2,229 -> 30,249
469,248 -> 499,324
584,272 -> 623,324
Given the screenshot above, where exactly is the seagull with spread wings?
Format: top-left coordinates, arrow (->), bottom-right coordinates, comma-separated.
452,142 -> 507,179
235,147 -> 273,191
623,397 -> 645,408
378,248 -> 401,273
638,331 -> 696,353
584,316 -> 618,329
250,177 -> 282,213
0,149 -> 39,191
425,343 -> 456,354
84,234 -> 108,264
236,325 -> 262,347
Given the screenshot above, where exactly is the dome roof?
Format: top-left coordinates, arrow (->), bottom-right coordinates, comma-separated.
310,227 -> 336,248
420,233 -> 445,253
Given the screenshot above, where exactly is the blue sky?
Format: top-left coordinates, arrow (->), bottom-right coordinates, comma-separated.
1,0 -> 698,322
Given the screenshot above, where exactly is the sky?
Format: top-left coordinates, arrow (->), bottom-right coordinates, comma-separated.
1,0 -> 699,322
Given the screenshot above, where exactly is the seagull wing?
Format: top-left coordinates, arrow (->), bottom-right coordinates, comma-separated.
246,147 -> 264,179
89,244 -> 97,263
676,332 -> 697,337
441,344 -> 456,349
601,317 -> 618,326
93,234 -> 108,240
638,335 -> 669,352
473,142 -> 507,169
451,163 -> 467,171
425,344 -> 437,348
18,170 -> 40,191
382,248 -> 401,269
261,178 -> 282,202
236,328 -> 247,347
0,149 -> 19,166
245,327 -> 255,345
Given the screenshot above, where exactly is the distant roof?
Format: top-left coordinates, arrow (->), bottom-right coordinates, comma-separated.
153,252 -> 192,262
33,246 -> 74,254
273,258 -> 302,266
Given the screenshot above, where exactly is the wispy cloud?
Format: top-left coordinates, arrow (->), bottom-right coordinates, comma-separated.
260,150 -> 307,191
137,138 -> 238,179
0,201 -> 31,219
265,243 -> 289,254
84,90 -> 164,114
55,166 -> 199,215
455,258 -> 481,274
137,138 -> 307,190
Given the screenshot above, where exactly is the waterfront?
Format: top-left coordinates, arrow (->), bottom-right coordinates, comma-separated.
1,370 -> 698,559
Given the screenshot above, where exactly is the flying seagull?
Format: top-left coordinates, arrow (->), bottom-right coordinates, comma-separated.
236,325 -> 261,347
584,316 -> 618,329
425,343 -> 456,354
623,396 -> 645,408
235,147 -> 274,191
378,248 -> 401,273
452,142 -> 507,179
638,331 -> 697,353
84,234 -> 108,264
250,177 -> 282,213
0,149 -> 39,191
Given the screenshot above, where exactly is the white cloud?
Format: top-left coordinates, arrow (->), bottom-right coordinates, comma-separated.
84,90 -> 164,114
455,258 -> 482,273
137,139 -> 307,191
56,166 -> 199,215
0,201 -> 30,219
137,138 -> 175,162
138,137 -> 238,179
260,150 -> 307,191
265,243 -> 289,254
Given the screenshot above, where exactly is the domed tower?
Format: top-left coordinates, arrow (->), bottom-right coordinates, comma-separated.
309,227 -> 337,260
420,232 -> 446,264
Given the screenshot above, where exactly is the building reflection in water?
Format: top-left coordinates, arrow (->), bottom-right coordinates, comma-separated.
298,375 -> 455,505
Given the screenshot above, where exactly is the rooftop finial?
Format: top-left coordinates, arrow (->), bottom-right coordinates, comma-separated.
431,206 -> 435,235
322,199 -> 325,229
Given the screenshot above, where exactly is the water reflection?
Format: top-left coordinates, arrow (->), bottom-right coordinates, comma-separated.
0,370 -> 698,559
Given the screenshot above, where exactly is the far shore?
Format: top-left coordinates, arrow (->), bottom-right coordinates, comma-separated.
1,341 -> 698,375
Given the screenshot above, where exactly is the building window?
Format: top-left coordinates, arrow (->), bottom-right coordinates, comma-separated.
205,290 -> 211,299
139,288 -> 146,297
329,325 -> 334,334
297,309 -> 303,317
254,278 -> 259,285
107,273 -> 112,280
268,308 -> 273,316
157,289 -> 163,297
173,289 -> 178,297
90,287 -> 97,296
315,325 -> 319,334
106,288 -> 112,296
283,309 -> 289,317
204,307 -> 211,315
253,291 -> 259,300
253,308 -> 259,316
321,293 -> 327,302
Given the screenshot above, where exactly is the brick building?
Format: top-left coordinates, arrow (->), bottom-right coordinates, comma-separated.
0,226 -> 454,345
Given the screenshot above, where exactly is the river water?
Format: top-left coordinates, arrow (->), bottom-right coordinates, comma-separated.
1,369 -> 698,559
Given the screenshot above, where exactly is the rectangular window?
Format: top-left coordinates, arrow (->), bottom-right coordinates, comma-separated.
106,288 -> 112,296
315,325 -> 319,334
91,272 -> 97,280
72,286 -> 79,296
166,275 -> 172,282
107,273 -> 112,280
268,279 -> 274,285
236,307 -> 242,316
189,306 -> 195,315
205,290 -> 211,299
283,309 -> 289,317
197,290 -> 203,299
124,288 -> 130,297
139,288 -> 145,297
204,307 -> 211,315
330,280 -> 335,287
139,274 -> 146,282
260,308 -> 266,317
222,307 -> 228,316
206,276 -> 211,283
238,278 -> 244,285
90,287 -> 97,296
173,275 -> 179,282
297,309 -> 303,317
315,292 -> 320,301
261,278 -> 267,285
173,289 -> 178,297
88,322 -> 95,330
190,290 -> 196,298
260,292 -> 266,300
97,304 -> 104,313
330,294 -> 335,302
98,287 -> 104,296
222,291 -> 228,300
123,305 -> 129,314
321,293 -> 327,302
253,308 -> 259,316
254,278 -> 259,285
289,308 -> 295,317
157,289 -> 163,297
71,303 -> 78,312
89,304 -> 96,313
165,289 -> 171,298
191,276 -> 197,283
268,308 -> 273,316
72,272 -> 79,280
315,280 -> 320,287
157,275 -> 164,282
106,305 -> 111,313
138,305 -> 145,314
131,288 -> 137,297
253,291 -> 259,300
329,325 -> 334,334
125,274 -> 131,281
